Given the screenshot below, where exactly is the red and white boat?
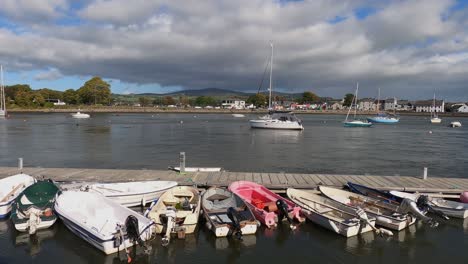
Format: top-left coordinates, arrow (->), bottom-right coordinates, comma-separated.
228,181 -> 304,228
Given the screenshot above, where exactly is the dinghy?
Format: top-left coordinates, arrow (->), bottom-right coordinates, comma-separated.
55,191 -> 154,256
60,180 -> 178,207
146,186 -> 201,246
228,181 -> 304,229
286,188 -> 392,237
201,187 -> 257,238
347,182 -> 447,221
11,180 -> 59,234
390,190 -> 468,219
319,186 -> 416,231
0,174 -> 36,218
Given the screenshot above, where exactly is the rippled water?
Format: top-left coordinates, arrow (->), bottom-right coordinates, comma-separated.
0,113 -> 468,263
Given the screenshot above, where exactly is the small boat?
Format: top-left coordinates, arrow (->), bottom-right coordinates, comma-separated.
390,190 -> 468,219
168,167 -> 222,172
344,83 -> 373,127
366,90 -> 399,124
11,180 -> 59,234
347,182 -> 442,222
250,111 -> 304,130
286,188 -> 390,237
146,186 -> 201,246
72,111 -> 90,119
430,92 -> 442,124
319,186 -> 415,231
201,187 -> 257,238
55,191 -> 154,256
449,121 -> 462,128
60,180 -> 178,207
228,181 -> 304,229
232,114 -> 245,118
0,174 -> 36,218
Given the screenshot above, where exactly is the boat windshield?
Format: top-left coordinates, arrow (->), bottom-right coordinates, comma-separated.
271,112 -> 300,122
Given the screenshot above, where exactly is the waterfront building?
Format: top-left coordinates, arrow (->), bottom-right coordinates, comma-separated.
415,100 -> 445,113
450,103 -> 468,113
358,98 -> 376,111
221,99 -> 245,109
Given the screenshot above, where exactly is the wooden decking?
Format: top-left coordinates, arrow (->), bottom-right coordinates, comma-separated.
1,166 -> 467,196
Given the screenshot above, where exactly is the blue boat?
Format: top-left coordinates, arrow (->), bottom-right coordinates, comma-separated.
366,113 -> 399,124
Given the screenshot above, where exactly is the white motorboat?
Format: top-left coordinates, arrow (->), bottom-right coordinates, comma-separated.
0,174 -> 36,218
72,111 -> 90,119
286,188 -> 389,237
0,65 -> 6,118
449,121 -> 462,128
55,191 -> 155,255
431,117 -> 442,124
319,186 -> 416,231
232,114 -> 245,118
202,187 -> 257,238
147,186 -> 201,246
59,180 -> 178,207
390,191 -> 468,219
250,111 -> 304,130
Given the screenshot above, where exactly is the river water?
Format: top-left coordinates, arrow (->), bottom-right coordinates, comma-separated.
0,113 -> 467,263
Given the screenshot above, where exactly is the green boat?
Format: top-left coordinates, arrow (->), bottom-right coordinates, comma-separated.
11,180 -> 59,235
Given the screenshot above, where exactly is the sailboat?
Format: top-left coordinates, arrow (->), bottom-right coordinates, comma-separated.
249,43 -> 304,130
344,83 -> 372,127
366,89 -> 399,124
0,65 -> 6,118
430,92 -> 442,124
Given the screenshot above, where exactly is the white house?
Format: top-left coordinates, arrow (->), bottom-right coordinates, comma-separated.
358,98 -> 376,111
384,98 -> 397,111
451,103 -> 468,113
221,99 -> 245,109
415,100 -> 445,113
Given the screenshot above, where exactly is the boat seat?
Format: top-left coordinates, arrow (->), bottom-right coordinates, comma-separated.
175,210 -> 193,218
163,197 -> 180,206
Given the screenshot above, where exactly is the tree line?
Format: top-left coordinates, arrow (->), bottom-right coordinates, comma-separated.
4,77 -> 111,107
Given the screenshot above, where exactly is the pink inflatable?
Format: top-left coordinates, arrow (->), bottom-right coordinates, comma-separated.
460,191 -> 468,203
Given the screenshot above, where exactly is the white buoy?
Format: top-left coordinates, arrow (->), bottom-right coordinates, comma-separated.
429,130 -> 432,134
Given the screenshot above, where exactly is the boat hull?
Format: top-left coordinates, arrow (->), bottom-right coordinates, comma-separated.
0,174 -> 36,218
430,118 -> 442,124
249,120 -> 303,130
366,117 -> 399,124
344,121 -> 373,127
14,218 -> 57,232
302,210 -> 374,237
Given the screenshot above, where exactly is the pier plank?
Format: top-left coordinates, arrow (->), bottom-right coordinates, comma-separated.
261,173 -> 271,185
284,174 -> 299,185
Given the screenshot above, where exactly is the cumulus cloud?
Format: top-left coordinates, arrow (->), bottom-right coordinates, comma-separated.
34,68 -> 63,81
0,0 -> 68,24
0,0 -> 467,99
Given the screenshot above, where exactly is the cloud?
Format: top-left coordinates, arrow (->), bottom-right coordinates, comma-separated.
0,0 -> 68,24
0,0 -> 467,99
34,68 -> 63,81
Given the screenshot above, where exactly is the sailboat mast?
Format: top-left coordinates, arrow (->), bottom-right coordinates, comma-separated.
354,83 -> 358,119
0,65 -> 5,113
377,88 -> 380,113
268,42 -> 273,110
432,92 -> 436,118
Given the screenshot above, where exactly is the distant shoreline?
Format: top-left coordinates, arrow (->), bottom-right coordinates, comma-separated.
5,107 -> 468,117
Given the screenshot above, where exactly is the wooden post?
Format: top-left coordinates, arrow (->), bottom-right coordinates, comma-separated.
423,167 -> 428,180
18,158 -> 23,171
179,152 -> 185,173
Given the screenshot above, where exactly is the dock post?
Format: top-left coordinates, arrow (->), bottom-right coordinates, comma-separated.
423,167 -> 428,180
18,158 -> 23,171
179,152 -> 186,173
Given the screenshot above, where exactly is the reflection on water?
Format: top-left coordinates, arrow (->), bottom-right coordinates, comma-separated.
15,227 -> 57,256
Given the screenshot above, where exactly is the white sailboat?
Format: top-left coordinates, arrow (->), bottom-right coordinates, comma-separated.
249,43 -> 303,130
344,83 -> 372,127
0,65 -> 6,118
430,92 -> 442,124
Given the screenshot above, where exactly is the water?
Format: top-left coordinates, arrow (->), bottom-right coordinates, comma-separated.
1,113 -> 468,263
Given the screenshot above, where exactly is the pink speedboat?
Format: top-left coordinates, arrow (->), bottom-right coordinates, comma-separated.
228,181 -> 304,229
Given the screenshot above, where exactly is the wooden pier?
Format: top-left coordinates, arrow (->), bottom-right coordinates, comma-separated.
0,166 -> 467,197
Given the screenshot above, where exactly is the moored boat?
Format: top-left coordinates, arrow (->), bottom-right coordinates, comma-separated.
228,181 -> 304,229
319,186 -> 415,231
449,121 -> 462,128
55,191 -> 154,256
286,188 -> 388,237
11,180 -> 59,234
344,83 -> 373,128
60,180 -> 178,207
0,174 -> 36,218
146,186 -> 201,246
201,187 -> 257,238
72,111 -> 90,119
390,190 -> 468,219
250,111 -> 304,130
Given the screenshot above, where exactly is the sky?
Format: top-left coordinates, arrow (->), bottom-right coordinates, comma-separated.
0,0 -> 468,101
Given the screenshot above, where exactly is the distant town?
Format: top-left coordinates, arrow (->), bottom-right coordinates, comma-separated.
3,77 -> 468,113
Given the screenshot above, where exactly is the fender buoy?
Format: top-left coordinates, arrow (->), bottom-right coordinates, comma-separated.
460,191 -> 468,203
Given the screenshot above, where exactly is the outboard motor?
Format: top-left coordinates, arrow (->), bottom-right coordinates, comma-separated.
227,207 -> 243,240
276,199 -> 294,229
125,215 -> 144,247
398,198 -> 439,227
416,195 -> 449,220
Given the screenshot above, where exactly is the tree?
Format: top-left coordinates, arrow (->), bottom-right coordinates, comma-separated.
138,97 -> 152,106
300,91 -> 319,104
246,93 -> 267,107
14,90 -> 33,107
33,93 -> 46,107
5,84 -> 32,101
77,77 -> 111,105
37,88 -> 63,101
63,89 -> 80,104
162,96 -> 176,105
195,96 -> 216,106
343,93 -> 354,107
